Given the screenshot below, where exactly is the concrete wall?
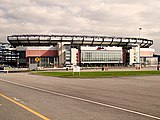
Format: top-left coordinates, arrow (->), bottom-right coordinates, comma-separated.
26,50 -> 58,57
129,49 -> 134,65
57,42 -> 65,67
71,48 -> 78,65
140,48 -> 155,57
130,45 -> 140,65
25,46 -> 58,57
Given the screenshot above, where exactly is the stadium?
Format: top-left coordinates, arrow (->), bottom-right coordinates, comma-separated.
3,34 -> 157,69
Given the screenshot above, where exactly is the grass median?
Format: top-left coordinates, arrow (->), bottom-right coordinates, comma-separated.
32,70 -> 160,78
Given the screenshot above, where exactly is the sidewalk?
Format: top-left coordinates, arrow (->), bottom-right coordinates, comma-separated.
81,66 -> 158,72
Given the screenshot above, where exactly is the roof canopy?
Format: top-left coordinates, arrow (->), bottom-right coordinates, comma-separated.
7,34 -> 153,48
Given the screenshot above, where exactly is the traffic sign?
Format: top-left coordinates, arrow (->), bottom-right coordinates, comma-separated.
35,57 -> 40,62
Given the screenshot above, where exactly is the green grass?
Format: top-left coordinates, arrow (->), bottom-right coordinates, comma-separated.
32,70 -> 160,78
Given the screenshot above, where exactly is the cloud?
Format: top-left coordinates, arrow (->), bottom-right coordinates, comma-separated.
0,0 -> 160,53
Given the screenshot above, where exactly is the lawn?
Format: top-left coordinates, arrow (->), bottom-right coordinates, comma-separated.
32,70 -> 160,78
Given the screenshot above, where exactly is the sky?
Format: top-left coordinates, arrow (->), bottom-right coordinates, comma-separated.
0,0 -> 160,53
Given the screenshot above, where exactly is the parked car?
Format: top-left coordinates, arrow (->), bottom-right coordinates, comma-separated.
63,65 -> 74,71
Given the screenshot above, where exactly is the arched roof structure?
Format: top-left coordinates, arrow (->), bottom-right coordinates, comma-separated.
7,34 -> 153,48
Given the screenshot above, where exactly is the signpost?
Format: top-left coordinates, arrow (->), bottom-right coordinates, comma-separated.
35,57 -> 40,71
73,65 -> 80,75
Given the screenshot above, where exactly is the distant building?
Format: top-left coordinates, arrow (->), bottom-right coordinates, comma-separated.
0,42 -> 19,67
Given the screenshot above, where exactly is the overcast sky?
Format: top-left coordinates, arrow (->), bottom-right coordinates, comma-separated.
0,0 -> 160,53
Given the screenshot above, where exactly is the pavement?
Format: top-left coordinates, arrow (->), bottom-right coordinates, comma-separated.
81,66 -> 159,71
0,72 -> 160,120
5,66 -> 159,72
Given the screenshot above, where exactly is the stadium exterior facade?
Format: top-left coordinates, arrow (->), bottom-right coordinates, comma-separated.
5,34 -> 156,68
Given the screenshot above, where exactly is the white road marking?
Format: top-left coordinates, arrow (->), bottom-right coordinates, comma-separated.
13,97 -> 24,103
14,97 -> 20,101
1,79 -> 160,120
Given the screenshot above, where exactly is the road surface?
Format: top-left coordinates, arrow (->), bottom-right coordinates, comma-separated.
0,73 -> 160,120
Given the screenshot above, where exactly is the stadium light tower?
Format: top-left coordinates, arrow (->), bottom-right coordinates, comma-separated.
139,27 -> 142,68
139,28 -> 142,38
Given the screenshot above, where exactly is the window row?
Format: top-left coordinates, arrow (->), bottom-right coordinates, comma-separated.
81,52 -> 122,62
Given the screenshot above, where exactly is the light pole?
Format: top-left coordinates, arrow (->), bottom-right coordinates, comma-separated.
139,28 -> 142,38
139,28 -> 142,68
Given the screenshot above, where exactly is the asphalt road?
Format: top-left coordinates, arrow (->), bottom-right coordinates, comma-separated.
0,73 -> 160,120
